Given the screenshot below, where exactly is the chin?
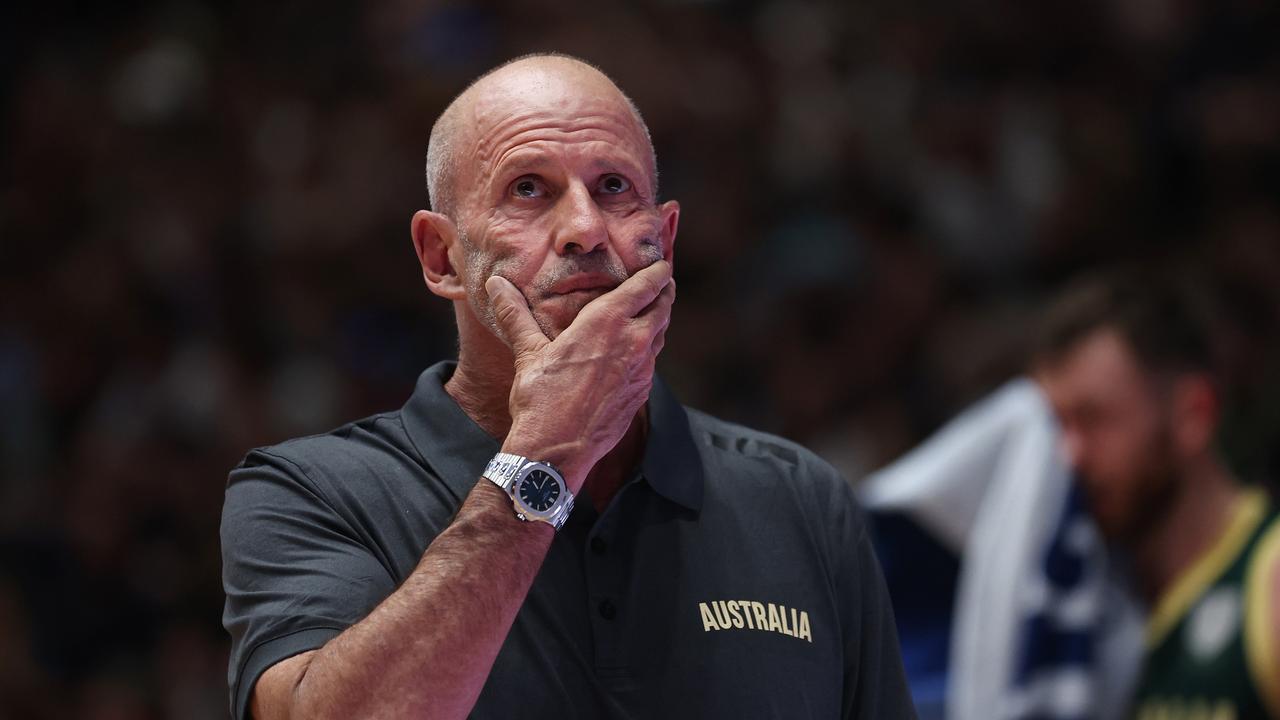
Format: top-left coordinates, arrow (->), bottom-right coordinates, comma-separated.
1093,512 -> 1129,544
531,308 -> 574,340
533,294 -> 597,338
1094,493 -> 1158,545
1079,485 -> 1128,542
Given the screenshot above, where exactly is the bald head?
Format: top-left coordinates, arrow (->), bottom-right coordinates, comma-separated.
424,53 -> 657,220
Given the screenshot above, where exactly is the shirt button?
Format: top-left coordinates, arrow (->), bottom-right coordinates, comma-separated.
598,599 -> 617,620
590,537 -> 607,554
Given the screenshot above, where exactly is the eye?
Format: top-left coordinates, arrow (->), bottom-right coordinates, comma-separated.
598,174 -> 631,195
511,176 -> 548,199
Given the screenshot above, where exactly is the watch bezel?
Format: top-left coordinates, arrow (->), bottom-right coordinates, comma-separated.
510,461 -> 573,527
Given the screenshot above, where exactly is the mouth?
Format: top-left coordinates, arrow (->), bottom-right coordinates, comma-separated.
549,273 -> 621,296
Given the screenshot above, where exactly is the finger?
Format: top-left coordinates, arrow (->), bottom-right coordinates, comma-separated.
649,323 -> 668,357
602,260 -> 673,318
485,275 -> 549,357
634,277 -> 676,322
636,282 -> 674,357
631,280 -> 676,347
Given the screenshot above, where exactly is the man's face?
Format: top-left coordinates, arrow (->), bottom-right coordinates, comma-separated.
1037,329 -> 1180,544
449,65 -> 677,339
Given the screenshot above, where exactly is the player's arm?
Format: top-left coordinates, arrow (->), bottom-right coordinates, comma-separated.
1261,541 -> 1280,717
1244,519 -> 1280,718
247,261 -> 676,720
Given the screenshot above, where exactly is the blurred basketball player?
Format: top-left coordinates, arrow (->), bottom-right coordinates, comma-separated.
1034,270 -> 1280,719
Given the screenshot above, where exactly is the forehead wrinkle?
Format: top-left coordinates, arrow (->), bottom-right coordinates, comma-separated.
489,126 -> 646,170
472,86 -> 642,142
477,114 -> 651,185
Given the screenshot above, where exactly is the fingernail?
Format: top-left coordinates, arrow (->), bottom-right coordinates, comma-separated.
484,276 -> 502,298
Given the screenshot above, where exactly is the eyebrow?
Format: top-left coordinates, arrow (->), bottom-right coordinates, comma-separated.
491,153 -> 548,179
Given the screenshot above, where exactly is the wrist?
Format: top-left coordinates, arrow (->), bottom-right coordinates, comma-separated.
481,450 -> 577,531
467,480 -> 556,538
500,432 -> 586,491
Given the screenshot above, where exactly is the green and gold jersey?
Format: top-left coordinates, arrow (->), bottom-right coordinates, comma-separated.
1132,489 -> 1280,720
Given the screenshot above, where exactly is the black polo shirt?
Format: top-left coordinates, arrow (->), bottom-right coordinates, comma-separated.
221,361 -> 915,719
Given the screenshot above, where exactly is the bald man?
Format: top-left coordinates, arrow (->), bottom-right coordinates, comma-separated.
221,54 -> 916,720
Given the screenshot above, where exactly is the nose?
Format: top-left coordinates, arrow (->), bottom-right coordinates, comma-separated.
552,183 -> 608,256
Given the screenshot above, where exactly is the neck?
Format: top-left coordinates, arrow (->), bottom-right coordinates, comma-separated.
445,310 -> 650,512
582,410 -> 648,513
446,327 -> 518,441
1130,455 -> 1242,605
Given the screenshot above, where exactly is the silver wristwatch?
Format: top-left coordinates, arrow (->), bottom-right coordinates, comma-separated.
482,452 -> 575,531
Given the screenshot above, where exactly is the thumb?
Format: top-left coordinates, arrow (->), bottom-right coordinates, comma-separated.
485,275 -> 548,358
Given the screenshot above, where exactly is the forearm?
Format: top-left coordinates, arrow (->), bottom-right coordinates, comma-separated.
257,262 -> 674,718
288,480 -> 553,720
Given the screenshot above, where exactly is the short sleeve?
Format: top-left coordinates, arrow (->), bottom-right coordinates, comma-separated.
220,448 -> 397,720
833,480 -> 919,719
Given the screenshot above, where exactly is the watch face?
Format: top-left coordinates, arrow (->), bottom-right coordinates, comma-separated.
518,469 -> 561,512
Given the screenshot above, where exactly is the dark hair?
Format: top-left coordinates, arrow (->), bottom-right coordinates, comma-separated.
1033,268 -> 1217,377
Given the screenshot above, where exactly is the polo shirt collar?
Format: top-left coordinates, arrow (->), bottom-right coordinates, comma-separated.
641,374 -> 705,511
400,361 -> 500,503
401,361 -> 704,511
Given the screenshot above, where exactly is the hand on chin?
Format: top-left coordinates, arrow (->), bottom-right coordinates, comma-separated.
534,290 -> 609,338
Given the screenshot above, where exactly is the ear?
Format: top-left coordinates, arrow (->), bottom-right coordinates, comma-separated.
411,209 -> 467,300
657,200 -> 680,263
1170,374 -> 1218,457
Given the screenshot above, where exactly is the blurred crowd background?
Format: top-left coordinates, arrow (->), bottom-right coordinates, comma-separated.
3,0 -> 1279,717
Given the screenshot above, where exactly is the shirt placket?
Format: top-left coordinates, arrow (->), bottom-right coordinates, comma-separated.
583,478 -> 640,679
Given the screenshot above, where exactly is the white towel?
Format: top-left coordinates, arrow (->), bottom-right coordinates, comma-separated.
861,379 -> 1144,720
